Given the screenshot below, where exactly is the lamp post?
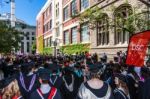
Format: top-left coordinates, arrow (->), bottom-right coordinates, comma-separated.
53,39 -> 57,57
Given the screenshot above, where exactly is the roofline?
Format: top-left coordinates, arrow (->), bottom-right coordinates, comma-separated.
36,0 -> 52,20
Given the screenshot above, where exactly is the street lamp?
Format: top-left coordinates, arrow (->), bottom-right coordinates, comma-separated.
53,38 -> 59,56
53,39 -> 57,57
52,38 -> 62,57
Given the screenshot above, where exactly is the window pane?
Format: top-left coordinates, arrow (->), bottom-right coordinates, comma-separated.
64,6 -> 69,21
81,24 -> 89,42
50,20 -> 52,29
27,42 -> 30,52
71,27 -> 77,43
81,0 -> 89,11
49,37 -> 52,46
64,31 -> 69,44
97,14 -> 109,46
114,5 -> 132,44
32,37 -> 34,40
21,42 -> 24,53
71,0 -> 77,16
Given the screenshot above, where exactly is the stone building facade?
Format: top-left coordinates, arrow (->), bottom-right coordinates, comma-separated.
89,0 -> 150,59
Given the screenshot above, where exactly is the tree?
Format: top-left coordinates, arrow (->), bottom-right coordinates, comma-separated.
31,41 -> 36,54
78,6 -> 103,30
78,5 -> 150,34
0,21 -> 22,54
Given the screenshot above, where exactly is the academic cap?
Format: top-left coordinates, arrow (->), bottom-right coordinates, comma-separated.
39,69 -> 51,80
114,73 -> 128,83
88,63 -> 103,73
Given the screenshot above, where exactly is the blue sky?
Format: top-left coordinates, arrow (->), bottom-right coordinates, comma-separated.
0,0 -> 47,26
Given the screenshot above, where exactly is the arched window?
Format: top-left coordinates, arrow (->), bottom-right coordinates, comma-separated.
97,14 -> 109,46
114,4 -> 133,44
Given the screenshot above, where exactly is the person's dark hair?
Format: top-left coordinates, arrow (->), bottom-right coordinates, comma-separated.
113,63 -> 121,73
90,71 -> 101,79
21,62 -> 35,75
41,79 -> 49,84
89,64 -> 103,79
127,66 -> 135,74
141,67 -> 150,79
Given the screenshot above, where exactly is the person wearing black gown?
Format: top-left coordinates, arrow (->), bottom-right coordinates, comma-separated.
49,64 -> 63,89
17,62 -> 39,99
113,73 -> 130,99
126,67 -> 138,99
30,69 -> 62,99
60,66 -> 75,99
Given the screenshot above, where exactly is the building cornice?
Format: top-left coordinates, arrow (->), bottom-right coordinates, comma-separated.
36,0 -> 52,20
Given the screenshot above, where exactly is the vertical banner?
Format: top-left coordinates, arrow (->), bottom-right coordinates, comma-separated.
126,31 -> 150,67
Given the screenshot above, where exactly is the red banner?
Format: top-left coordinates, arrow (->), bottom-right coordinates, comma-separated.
126,30 -> 150,67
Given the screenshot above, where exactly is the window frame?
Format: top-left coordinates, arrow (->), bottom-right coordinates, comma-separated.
63,6 -> 69,21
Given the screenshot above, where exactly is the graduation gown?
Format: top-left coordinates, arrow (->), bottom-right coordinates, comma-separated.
50,75 -> 63,89
142,78 -> 150,99
30,87 -> 61,99
77,82 -> 114,99
73,70 -> 84,96
17,73 -> 40,99
114,89 -> 129,99
126,74 -> 137,99
137,80 -> 144,99
60,74 -> 75,99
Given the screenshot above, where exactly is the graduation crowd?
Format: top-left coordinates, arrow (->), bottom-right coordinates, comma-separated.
0,52 -> 150,99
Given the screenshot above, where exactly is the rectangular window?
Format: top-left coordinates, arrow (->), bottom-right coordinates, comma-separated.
80,0 -> 89,11
49,4 -> 52,15
63,6 -> 69,21
44,25 -> 47,33
46,9 -> 48,17
27,36 -> 29,40
46,38 -> 49,47
56,3 -> 59,18
27,42 -> 30,52
47,21 -> 50,30
64,30 -> 69,45
21,37 -> 24,40
45,25 -> 47,32
71,0 -> 77,16
50,20 -> 52,29
81,24 -> 89,42
44,39 -> 47,47
58,3 -> 59,17
44,12 -> 46,20
32,32 -> 35,35
49,37 -> 52,46
32,37 -> 34,40
21,42 -> 24,53
71,27 -> 77,44
47,38 -> 49,47
26,32 -> 29,36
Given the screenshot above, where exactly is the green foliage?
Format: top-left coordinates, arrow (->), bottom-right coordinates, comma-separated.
0,21 -> 22,54
134,12 -> 150,32
79,4 -> 150,34
43,47 -> 53,55
60,43 -> 90,55
79,6 -> 103,30
31,41 -> 36,52
115,10 -> 150,34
